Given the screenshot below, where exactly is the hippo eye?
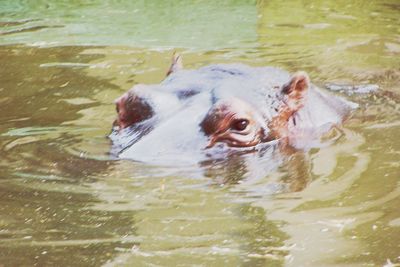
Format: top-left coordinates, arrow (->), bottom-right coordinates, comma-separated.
231,119 -> 249,131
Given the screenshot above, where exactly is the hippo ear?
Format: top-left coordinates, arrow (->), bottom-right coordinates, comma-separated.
280,71 -> 310,113
268,72 -> 310,138
166,52 -> 183,76
282,71 -> 310,95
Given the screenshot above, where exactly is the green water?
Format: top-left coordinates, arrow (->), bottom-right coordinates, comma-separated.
0,1 -> 399,266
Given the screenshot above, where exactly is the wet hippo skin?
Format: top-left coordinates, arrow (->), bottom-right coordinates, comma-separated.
110,54 -> 357,163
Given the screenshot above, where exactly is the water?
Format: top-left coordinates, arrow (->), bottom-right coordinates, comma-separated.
0,0 -> 399,266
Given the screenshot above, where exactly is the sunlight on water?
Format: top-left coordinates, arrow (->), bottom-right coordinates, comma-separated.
0,0 -> 399,266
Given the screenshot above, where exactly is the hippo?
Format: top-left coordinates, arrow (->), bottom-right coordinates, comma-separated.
109,54 -> 357,167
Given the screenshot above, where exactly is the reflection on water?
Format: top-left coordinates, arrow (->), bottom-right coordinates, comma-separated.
0,0 -> 399,266
0,0 -> 257,49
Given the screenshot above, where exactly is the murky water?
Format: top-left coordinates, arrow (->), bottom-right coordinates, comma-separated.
1,1 -> 399,266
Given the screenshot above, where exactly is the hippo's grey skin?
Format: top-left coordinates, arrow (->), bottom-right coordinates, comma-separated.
109,58 -> 357,166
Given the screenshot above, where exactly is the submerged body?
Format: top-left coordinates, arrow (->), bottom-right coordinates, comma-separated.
110,59 -> 356,164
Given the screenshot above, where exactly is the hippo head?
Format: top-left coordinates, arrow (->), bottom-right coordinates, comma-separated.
199,71 -> 310,148
110,55 -> 356,165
